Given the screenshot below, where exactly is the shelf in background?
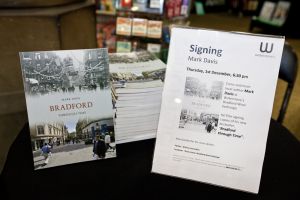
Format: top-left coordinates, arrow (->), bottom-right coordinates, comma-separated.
116,7 -> 163,15
96,9 -> 116,16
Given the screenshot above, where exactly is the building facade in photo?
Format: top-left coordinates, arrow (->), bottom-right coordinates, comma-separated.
81,118 -> 114,140
30,122 -> 67,151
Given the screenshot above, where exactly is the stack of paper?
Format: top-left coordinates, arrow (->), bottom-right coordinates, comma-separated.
109,51 -> 166,143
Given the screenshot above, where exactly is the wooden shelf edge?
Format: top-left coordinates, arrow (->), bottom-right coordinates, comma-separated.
0,0 -> 95,17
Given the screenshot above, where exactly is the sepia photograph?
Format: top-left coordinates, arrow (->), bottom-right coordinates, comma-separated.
109,50 -> 157,64
20,49 -> 110,96
111,68 -> 165,91
110,51 -> 166,90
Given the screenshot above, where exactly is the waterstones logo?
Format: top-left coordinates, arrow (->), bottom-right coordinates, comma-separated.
255,42 -> 275,58
259,42 -> 273,53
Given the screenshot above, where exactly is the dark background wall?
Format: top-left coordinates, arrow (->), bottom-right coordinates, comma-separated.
0,0 -> 97,174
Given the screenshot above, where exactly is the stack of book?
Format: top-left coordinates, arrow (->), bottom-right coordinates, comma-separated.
96,18 -> 116,52
109,51 -> 166,143
116,17 -> 163,38
117,0 -> 164,14
166,0 -> 190,18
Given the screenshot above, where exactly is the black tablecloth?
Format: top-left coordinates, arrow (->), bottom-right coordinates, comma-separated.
1,120 -> 300,200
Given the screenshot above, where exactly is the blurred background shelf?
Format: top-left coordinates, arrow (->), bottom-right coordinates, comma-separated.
96,0 -> 192,62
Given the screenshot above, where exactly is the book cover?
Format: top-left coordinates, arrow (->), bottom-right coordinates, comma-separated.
152,27 -> 284,193
109,51 -> 166,143
147,20 -> 162,38
195,1 -> 205,15
100,0 -> 116,12
19,49 -> 116,170
133,0 -> 148,10
96,17 -> 116,52
174,0 -> 182,16
149,0 -> 162,9
120,0 -> 132,8
166,0 -> 175,18
106,0 -> 117,12
116,17 -> 132,36
271,1 -> 291,26
147,43 -> 161,53
132,18 -> 148,37
181,0 -> 190,16
117,41 -> 132,53
147,43 -> 161,58
259,1 -> 276,21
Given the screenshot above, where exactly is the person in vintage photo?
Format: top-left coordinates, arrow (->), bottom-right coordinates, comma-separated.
41,143 -> 52,166
95,135 -> 107,159
205,120 -> 217,133
105,133 -> 111,150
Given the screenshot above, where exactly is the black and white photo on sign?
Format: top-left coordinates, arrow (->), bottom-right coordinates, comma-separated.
31,117 -> 116,170
179,109 -> 219,133
20,49 -> 110,96
178,76 -> 223,133
184,77 -> 223,100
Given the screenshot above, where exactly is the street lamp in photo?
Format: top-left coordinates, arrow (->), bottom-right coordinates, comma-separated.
95,123 -> 100,137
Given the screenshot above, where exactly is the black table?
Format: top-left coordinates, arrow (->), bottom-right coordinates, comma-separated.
1,119 -> 300,200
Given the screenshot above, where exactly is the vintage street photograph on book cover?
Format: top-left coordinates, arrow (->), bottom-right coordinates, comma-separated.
19,49 -> 116,170
109,51 -> 166,143
152,27 -> 285,193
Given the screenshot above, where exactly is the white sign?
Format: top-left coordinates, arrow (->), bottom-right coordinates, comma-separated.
152,27 -> 284,193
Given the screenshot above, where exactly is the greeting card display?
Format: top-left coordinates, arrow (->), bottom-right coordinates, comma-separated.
116,17 -> 132,36
132,18 -> 148,37
147,20 -> 162,38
